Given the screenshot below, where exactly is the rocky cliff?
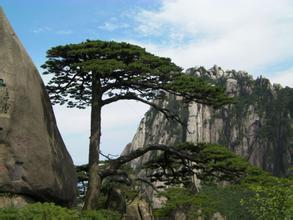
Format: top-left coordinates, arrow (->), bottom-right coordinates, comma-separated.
123,66 -> 293,178
0,8 -> 77,206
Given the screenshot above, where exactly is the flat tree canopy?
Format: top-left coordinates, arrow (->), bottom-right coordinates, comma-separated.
42,40 -> 232,210
42,40 -> 230,109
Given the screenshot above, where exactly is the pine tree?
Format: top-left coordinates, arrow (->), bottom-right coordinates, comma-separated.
42,40 -> 231,210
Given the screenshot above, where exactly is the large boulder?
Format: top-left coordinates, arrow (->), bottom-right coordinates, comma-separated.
0,7 -> 77,206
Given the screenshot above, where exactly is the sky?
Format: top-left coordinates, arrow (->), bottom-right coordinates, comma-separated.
1,0 -> 293,165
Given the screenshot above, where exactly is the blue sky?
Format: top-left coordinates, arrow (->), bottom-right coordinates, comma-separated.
0,0 -> 160,66
1,0 -> 293,164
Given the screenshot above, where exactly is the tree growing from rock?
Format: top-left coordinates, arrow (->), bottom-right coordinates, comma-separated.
42,40 -> 232,210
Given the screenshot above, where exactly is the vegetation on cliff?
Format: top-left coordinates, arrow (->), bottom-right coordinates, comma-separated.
186,67 -> 293,176
153,149 -> 293,219
0,203 -> 120,219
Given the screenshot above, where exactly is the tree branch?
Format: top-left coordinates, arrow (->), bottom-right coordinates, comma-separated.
101,143 -> 247,186
107,144 -> 194,171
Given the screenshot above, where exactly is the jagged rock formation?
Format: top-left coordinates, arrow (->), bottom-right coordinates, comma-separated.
0,8 -> 77,206
123,66 -> 293,178
122,66 -> 293,216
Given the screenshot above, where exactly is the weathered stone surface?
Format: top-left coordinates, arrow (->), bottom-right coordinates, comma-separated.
0,194 -> 34,208
0,8 -> 77,206
106,188 -> 126,214
173,209 -> 187,220
123,198 -> 154,220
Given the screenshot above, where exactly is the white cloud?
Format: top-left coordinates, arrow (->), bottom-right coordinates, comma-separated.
137,0 -> 291,35
270,68 -> 293,87
56,30 -> 73,35
101,100 -> 148,130
134,0 -> 293,75
99,22 -> 120,31
33,27 -> 52,34
99,20 -> 130,32
53,101 -> 149,164
33,27 -> 73,35
53,106 -> 90,135
53,101 -> 149,136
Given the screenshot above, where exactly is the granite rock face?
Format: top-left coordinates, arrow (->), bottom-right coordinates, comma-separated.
0,8 -> 77,206
123,66 -> 293,177
122,66 -> 293,211
123,199 -> 154,220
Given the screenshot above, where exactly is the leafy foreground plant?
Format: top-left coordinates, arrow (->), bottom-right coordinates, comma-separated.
240,179 -> 293,220
153,151 -> 293,220
0,203 -> 120,220
154,186 -> 254,220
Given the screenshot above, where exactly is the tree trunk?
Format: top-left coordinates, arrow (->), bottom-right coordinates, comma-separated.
83,74 -> 102,210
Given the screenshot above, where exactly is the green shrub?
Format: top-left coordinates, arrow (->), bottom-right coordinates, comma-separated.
0,207 -> 19,220
0,203 -> 120,220
155,173 -> 293,220
0,203 -> 79,220
23,203 -> 79,219
81,209 -> 120,220
154,185 -> 253,219
240,179 -> 293,220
